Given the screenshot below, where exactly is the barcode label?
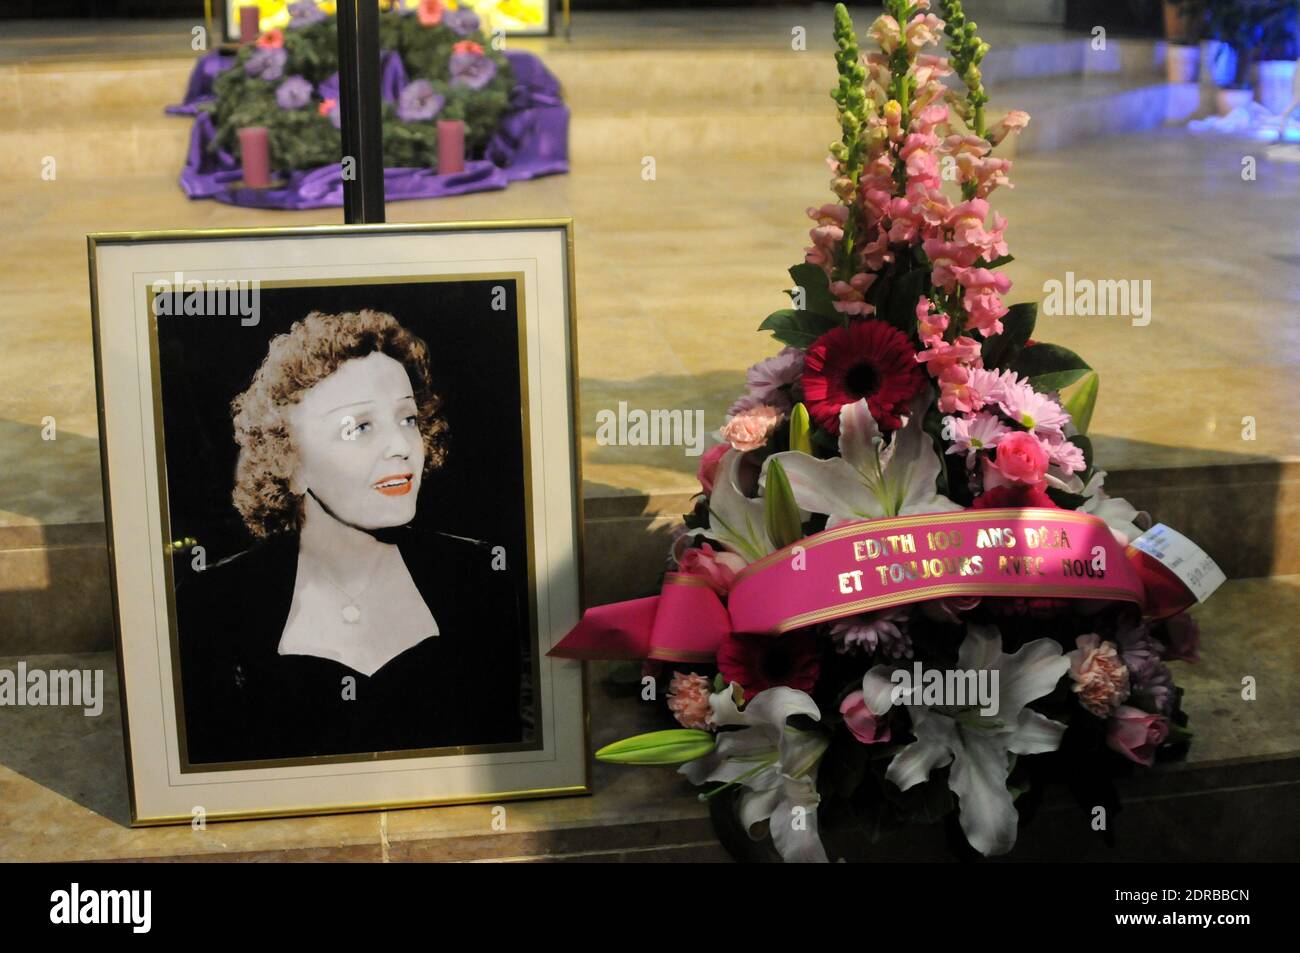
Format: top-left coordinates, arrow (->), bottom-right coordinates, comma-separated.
1130,524 -> 1226,604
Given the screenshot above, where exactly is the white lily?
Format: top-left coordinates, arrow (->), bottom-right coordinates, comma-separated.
705,449 -> 776,562
680,685 -> 830,863
1046,466 -> 1148,544
760,394 -> 961,528
1079,469 -> 1149,544
870,624 -> 1070,856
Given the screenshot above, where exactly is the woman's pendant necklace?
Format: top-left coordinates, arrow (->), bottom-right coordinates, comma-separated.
318,549 -> 385,625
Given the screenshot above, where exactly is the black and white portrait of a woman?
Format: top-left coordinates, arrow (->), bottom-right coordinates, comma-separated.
160,282 -> 535,767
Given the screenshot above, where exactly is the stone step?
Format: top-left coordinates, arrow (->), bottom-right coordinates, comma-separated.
0,35 -> 1165,123
2,569 -> 1296,862
2,455 -> 1296,657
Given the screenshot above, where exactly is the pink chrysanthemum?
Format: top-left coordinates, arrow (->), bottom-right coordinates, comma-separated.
994,376 -> 1070,436
802,320 -> 925,434
945,412 -> 1010,467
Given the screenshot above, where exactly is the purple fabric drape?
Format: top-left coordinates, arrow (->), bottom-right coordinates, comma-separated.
167,49 -> 568,209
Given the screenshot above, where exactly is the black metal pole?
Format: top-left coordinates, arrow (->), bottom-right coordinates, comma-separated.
337,0 -> 385,224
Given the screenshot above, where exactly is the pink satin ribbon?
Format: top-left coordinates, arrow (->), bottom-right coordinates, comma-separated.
549,508 -> 1154,663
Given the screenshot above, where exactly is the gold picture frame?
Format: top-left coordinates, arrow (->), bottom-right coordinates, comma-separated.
87,219 -> 588,826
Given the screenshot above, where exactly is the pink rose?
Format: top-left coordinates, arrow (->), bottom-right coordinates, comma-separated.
676,542 -> 746,597
666,672 -> 714,730
1163,612 -> 1201,663
721,405 -> 782,452
696,443 -> 728,495
256,28 -> 284,49
1106,705 -> 1169,766
1068,634 -> 1130,717
840,691 -> 891,744
991,430 -> 1049,484
452,39 -> 484,55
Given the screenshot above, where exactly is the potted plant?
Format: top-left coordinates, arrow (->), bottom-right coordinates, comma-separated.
1201,0 -> 1296,114
1163,0 -> 1204,82
1255,2 -> 1298,114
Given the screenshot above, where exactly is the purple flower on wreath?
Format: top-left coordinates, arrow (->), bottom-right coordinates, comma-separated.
275,75 -> 314,110
449,50 -> 497,91
317,72 -> 340,103
443,8 -> 481,36
396,79 -> 446,122
245,46 -> 288,82
286,0 -> 328,29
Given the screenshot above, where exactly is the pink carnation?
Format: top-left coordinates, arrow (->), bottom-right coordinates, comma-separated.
667,672 -> 714,730
1068,634 -> 1131,717
721,404 -> 782,452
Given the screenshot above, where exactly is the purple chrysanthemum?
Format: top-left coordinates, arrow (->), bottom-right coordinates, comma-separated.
449,50 -> 497,90
275,75 -> 314,110
745,346 -> 804,412
396,79 -> 446,122
444,8 -> 481,36
245,46 -> 288,82
286,0 -> 328,29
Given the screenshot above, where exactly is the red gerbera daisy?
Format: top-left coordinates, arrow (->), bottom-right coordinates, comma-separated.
801,319 -> 925,435
717,630 -> 822,702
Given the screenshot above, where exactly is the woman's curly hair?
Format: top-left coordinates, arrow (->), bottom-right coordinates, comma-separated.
231,309 -> 448,538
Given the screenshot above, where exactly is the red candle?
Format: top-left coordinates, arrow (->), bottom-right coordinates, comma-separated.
239,5 -> 261,44
437,119 -> 466,175
237,126 -> 272,188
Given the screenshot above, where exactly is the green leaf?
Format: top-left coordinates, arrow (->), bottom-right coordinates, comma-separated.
980,254 -> 1015,269
787,262 -> 837,318
763,458 -> 804,549
788,402 -> 812,454
1012,342 -> 1091,382
1045,488 -> 1089,510
595,729 -> 716,765
1060,370 -> 1099,435
758,308 -> 840,348
980,302 -> 1036,370
882,267 -> 929,337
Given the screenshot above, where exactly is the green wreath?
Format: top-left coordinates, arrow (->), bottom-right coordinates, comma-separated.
207,10 -> 514,173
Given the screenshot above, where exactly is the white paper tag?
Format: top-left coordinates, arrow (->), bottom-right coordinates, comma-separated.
1129,524 -> 1226,604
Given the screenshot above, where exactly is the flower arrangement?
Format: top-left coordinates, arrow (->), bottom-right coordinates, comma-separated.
208,0 -> 513,174
566,1 -> 1223,863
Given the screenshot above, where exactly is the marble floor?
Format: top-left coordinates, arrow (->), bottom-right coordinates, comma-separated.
2,132 -> 1298,527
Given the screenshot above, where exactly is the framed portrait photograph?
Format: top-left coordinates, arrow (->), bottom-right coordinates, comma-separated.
87,220 -> 587,825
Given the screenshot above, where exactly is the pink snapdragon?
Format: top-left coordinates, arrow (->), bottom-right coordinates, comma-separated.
952,266 -> 1012,335
829,272 -> 878,316
988,109 -> 1031,146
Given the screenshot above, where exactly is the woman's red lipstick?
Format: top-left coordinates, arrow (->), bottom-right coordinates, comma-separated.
372,473 -> 414,497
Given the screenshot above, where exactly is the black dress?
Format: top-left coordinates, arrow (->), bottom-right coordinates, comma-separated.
175,528 -> 528,766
